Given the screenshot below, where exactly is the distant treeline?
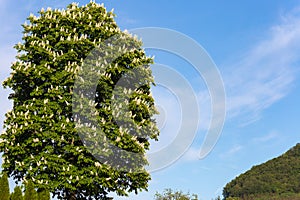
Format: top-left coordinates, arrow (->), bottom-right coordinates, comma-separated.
223,143 -> 300,200
0,173 -> 50,200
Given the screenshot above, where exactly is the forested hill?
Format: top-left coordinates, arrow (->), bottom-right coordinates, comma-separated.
223,143 -> 300,200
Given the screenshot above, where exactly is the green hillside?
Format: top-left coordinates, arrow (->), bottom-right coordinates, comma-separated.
223,143 -> 300,200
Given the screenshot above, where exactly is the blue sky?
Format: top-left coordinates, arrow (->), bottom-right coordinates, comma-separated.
1,0 -> 300,199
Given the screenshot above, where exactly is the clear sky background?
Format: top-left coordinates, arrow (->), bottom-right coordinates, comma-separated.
1,1 -> 300,200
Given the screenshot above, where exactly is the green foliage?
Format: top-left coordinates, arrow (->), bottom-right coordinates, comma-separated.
155,188 -> 198,200
9,186 -> 23,200
252,193 -> 300,200
37,189 -> 50,200
0,173 -> 10,200
24,180 -> 37,200
0,178 -> 49,200
0,1 -> 158,200
223,143 -> 300,199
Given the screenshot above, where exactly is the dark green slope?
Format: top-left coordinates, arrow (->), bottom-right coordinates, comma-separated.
223,143 -> 300,199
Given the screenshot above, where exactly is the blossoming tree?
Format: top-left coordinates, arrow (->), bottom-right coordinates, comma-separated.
0,2 -> 159,199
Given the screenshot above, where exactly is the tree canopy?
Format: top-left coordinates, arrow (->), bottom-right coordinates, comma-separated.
223,143 -> 300,199
10,186 -> 23,200
154,188 -> 198,200
37,189 -> 50,200
0,2 -> 158,199
0,173 -> 10,200
24,180 -> 37,200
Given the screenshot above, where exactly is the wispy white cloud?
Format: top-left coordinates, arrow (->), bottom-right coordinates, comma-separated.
252,130 -> 279,143
219,145 -> 243,159
224,9 -> 300,125
169,8 -> 300,162
216,10 -> 300,158
150,8 -> 300,163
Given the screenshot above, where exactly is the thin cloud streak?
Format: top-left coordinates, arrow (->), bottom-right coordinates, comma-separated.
181,9 -> 300,161
223,9 -> 300,125
219,145 -> 243,159
252,131 -> 279,143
